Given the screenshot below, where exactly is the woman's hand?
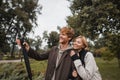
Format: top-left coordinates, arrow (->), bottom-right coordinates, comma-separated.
70,50 -> 80,61
70,50 -> 76,56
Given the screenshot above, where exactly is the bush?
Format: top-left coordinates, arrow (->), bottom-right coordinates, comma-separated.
96,47 -> 114,61
0,60 -> 46,80
0,63 -> 28,80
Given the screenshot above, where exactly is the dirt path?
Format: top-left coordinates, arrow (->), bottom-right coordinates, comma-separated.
0,59 -> 22,63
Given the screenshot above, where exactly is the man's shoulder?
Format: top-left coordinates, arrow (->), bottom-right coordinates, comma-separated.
50,46 -> 59,51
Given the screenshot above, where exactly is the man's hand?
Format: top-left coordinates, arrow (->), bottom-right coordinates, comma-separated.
16,39 -> 30,51
72,70 -> 78,78
16,38 -> 21,46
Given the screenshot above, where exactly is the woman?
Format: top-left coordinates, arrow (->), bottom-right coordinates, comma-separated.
70,35 -> 102,80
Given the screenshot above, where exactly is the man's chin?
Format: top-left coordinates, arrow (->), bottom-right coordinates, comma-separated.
59,40 -> 64,43
59,41 -> 67,44
59,41 -> 62,43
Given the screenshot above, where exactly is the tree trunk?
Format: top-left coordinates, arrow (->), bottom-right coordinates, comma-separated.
117,52 -> 120,68
118,59 -> 120,68
10,43 -> 15,58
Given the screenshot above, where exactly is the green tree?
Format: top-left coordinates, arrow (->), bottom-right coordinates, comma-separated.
67,0 -> 120,67
30,36 -> 42,51
0,0 -> 42,57
43,31 -> 59,48
0,30 -> 10,54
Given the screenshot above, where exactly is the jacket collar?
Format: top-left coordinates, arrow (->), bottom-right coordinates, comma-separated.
56,44 -> 72,69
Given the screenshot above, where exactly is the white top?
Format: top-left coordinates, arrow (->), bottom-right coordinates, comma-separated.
73,52 -> 102,80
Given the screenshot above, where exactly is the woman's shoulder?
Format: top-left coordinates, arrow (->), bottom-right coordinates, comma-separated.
86,51 -> 93,55
85,51 -> 94,59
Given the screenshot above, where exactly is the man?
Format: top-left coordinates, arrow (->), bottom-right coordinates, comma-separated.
16,26 -> 75,80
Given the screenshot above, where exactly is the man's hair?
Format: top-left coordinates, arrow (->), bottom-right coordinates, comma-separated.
60,26 -> 74,39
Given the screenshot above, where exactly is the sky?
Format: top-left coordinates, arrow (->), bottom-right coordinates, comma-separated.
29,0 -> 72,38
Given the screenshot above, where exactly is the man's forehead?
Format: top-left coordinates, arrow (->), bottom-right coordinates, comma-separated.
60,32 -> 67,35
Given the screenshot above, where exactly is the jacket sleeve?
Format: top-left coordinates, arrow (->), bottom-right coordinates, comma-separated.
73,52 -> 100,80
27,48 -> 50,60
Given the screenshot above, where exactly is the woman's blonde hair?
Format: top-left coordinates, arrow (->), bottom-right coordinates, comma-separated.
75,35 -> 89,51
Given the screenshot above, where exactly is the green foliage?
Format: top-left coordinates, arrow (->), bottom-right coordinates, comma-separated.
67,0 -> 120,66
0,31 -> 10,54
67,0 -> 120,39
0,63 -> 28,80
0,0 -> 42,54
0,60 -> 47,80
0,58 -> 120,80
97,47 -> 114,61
106,34 -> 120,57
27,36 -> 43,51
43,31 -> 59,48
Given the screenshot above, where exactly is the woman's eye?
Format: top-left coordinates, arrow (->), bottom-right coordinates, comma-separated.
77,41 -> 81,44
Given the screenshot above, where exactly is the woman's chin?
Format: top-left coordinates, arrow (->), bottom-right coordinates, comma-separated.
73,47 -> 79,50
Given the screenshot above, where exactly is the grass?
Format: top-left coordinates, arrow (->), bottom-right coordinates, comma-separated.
30,59 -> 47,73
0,58 -> 120,80
0,59 -> 47,80
20,59 -> 47,77
96,58 -> 120,80
30,58 -> 120,80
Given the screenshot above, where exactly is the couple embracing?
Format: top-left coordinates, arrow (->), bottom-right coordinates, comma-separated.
16,26 -> 102,80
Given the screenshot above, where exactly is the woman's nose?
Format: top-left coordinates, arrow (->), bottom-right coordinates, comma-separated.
73,42 -> 77,45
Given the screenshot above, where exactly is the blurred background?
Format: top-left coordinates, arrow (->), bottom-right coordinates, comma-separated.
0,0 -> 120,80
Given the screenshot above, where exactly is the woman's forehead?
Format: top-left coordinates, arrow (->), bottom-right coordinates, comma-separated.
74,38 -> 82,42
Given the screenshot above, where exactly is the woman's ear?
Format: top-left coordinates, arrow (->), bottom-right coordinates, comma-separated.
82,45 -> 85,48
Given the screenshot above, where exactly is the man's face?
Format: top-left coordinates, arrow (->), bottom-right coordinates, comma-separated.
59,33 -> 70,44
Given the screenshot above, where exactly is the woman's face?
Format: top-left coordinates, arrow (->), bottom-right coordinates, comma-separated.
73,38 -> 84,50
